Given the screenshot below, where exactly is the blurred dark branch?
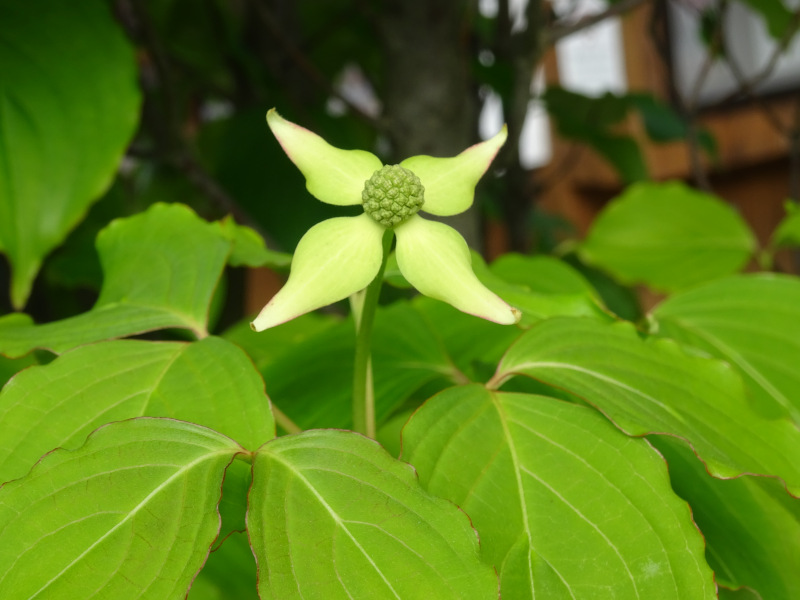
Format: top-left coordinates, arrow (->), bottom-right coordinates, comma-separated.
114,0 -> 272,239
247,0 -> 384,128
790,97 -> 800,201
650,0 -> 712,191
547,0 -> 651,44
716,8 -> 800,106
724,39 -> 790,137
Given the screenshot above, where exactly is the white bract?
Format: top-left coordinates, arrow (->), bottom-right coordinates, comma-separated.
251,109 -> 521,331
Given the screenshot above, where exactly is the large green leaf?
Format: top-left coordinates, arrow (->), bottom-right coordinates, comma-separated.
402,385 -> 716,599
0,0 -> 141,308
494,317 -> 800,495
652,274 -> 800,425
0,336 -> 273,484
0,203 -> 232,358
0,418 -> 243,599
247,429 -> 498,599
579,182 -> 756,292
653,436 -> 800,600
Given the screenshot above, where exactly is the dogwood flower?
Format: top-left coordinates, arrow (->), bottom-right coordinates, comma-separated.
251,109 -> 521,331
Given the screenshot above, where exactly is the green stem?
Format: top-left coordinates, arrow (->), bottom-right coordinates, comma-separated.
272,404 -> 302,435
352,229 -> 394,437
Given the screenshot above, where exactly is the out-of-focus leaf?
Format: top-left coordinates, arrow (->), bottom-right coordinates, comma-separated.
403,385 -> 716,599
544,88 -> 648,182
248,429 -> 498,599
652,274 -> 800,424
471,253 -> 611,327
412,296 -> 521,381
0,203 -> 232,358
563,254 -> 643,322
772,201 -> 800,248
221,218 -> 292,269
257,303 -> 457,430
653,436 -> 800,599
629,94 -> 716,156
579,181 -> 756,292
0,418 -> 242,599
0,0 -> 141,308
0,337 -> 273,484
223,312 -> 338,371
495,317 -> 800,495
739,0 -> 794,39
489,253 -> 598,296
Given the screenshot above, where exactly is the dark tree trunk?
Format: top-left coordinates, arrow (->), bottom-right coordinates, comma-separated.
378,0 -> 481,247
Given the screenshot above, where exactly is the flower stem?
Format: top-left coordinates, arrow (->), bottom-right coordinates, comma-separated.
352,228 -> 394,437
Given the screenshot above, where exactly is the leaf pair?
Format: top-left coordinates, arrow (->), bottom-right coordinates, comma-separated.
0,420 -> 498,599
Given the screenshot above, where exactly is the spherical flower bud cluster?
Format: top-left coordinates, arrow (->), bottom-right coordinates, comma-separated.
362,165 -> 425,227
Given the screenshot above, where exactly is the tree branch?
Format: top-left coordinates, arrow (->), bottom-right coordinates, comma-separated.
547,0 -> 651,45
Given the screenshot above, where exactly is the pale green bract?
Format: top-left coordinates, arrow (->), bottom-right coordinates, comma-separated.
251,109 -> 520,331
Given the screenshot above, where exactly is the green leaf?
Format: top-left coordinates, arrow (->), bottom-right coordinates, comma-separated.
258,303 -> 457,430
221,218 -> 292,269
247,429 -> 498,599
223,312 -> 337,372
494,317 -> 800,495
0,0 -> 141,308
402,385 -> 716,598
628,94 -> 716,156
543,88 -> 648,182
471,252 -> 610,327
771,201 -> 800,249
738,0 -> 794,38
579,181 -> 756,291
0,337 -> 273,483
653,436 -> 800,599
0,418 -> 242,599
412,296 -> 522,381
718,588 -> 763,600
0,203 -> 233,358
652,274 -> 800,425
489,253 -> 598,297
0,353 -> 36,388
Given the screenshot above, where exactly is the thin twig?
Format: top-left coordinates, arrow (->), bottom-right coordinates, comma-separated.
115,0 -> 277,242
723,42 -> 790,137
715,8 -> 800,105
248,0 -> 384,128
547,0 -> 651,44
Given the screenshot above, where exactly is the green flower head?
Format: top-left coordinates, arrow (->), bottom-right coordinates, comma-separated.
251,109 -> 521,331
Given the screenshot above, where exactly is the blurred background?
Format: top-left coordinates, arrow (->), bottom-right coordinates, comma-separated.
3,0 -> 800,326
